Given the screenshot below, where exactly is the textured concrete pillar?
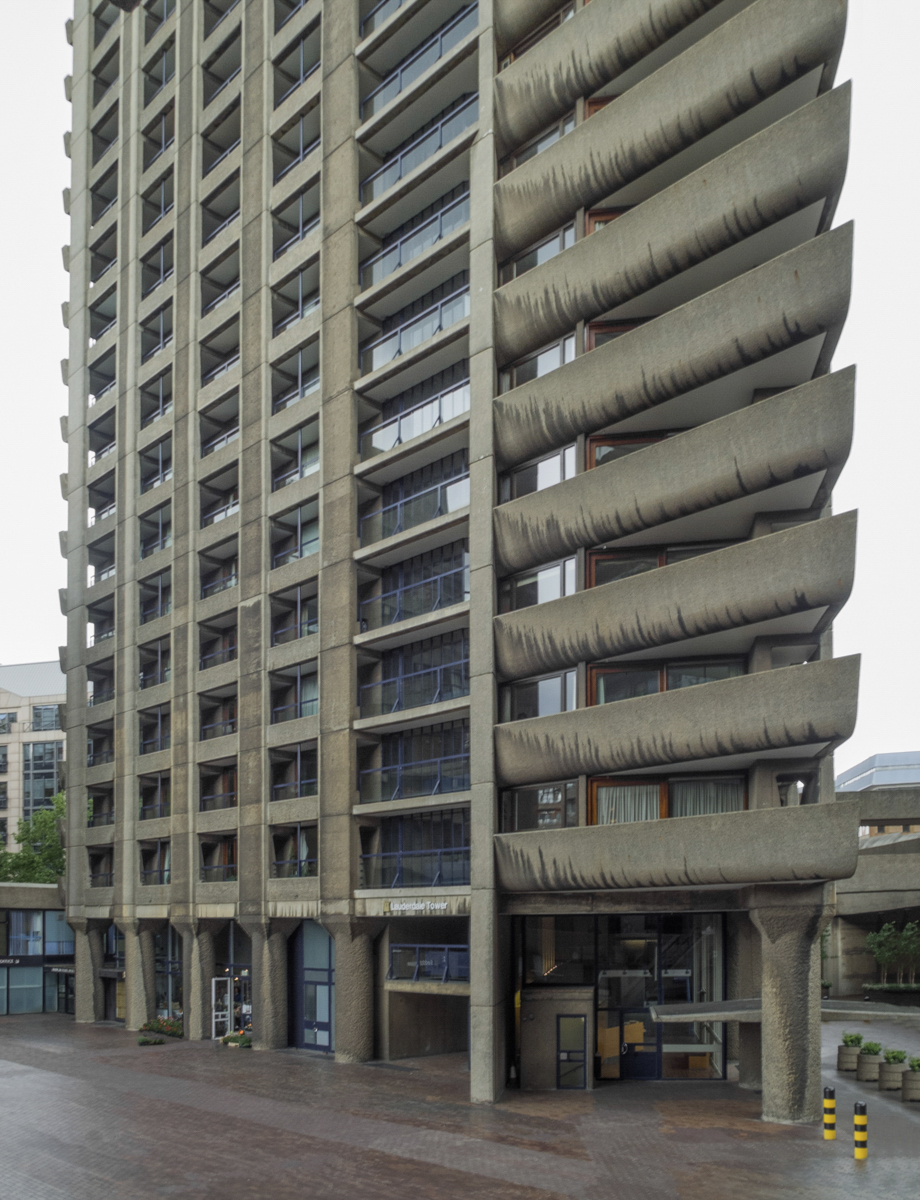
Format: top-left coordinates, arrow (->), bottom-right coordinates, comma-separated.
324,917 -> 374,1063
242,917 -> 297,1050
71,918 -> 105,1023
174,920 -> 218,1041
751,896 -> 832,1123
115,917 -> 156,1031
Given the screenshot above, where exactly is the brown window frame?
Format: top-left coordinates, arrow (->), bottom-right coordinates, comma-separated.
500,4 -> 575,69
587,658 -> 746,707
586,434 -> 670,470
585,320 -> 651,352
585,96 -> 615,119
585,208 -> 631,235
588,775 -> 748,824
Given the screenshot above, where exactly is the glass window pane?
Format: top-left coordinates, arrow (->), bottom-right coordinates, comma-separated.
669,778 -> 744,817
592,556 -> 658,586
595,669 -> 659,705
558,1015 -> 584,1052
595,784 -> 659,825
666,662 -> 743,690
8,966 -> 44,1013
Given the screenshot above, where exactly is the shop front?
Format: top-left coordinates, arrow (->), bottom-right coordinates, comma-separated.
514,913 -> 726,1086
0,906 -> 76,1016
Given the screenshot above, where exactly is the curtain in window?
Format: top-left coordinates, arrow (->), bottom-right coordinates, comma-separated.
669,777 -> 744,817
595,784 -> 659,825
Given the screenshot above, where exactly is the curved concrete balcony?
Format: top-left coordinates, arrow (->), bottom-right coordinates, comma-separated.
494,0 -> 845,256
494,654 -> 859,787
495,85 -> 849,365
494,511 -> 856,681
493,223 -> 852,468
494,0 -> 568,53
494,798 -> 860,893
494,369 -> 853,576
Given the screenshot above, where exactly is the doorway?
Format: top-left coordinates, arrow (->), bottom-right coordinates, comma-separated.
556,1015 -> 587,1088
290,920 -> 335,1050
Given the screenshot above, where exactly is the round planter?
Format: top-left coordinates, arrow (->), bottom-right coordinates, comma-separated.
878,1062 -> 908,1090
856,1053 -> 884,1082
901,1071 -> 920,1102
837,1045 -> 860,1071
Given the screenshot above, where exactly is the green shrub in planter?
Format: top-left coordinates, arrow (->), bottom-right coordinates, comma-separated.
837,1031 -> 864,1071
856,1042 -> 884,1082
220,1032 -> 253,1048
910,1057 -> 920,1072
140,1017 -> 184,1039
879,1049 -> 910,1090
842,1032 -> 864,1047
138,1035 -> 165,1046
885,1049 -> 908,1064
861,1041 -> 882,1055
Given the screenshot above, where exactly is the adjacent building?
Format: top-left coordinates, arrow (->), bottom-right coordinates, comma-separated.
0,661 -> 67,851
62,0 -> 862,1121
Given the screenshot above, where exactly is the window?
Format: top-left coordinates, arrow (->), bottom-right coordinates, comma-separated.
360,630 -> 469,718
500,334 -> 575,393
0,748 -> 7,774
199,687 -> 238,740
139,706 -> 171,755
589,776 -> 746,824
499,223 -> 574,285
585,320 -> 649,352
23,744 -> 63,819
361,539 -> 469,630
274,23 -> 321,108
0,818 -> 6,844
360,450 -> 469,546
270,663 -> 318,723
142,169 -> 174,234
359,720 -> 470,803
140,839 -> 171,883
271,824 -> 317,878
0,713 -> 16,735
586,207 -> 630,235
140,771 -> 170,819
272,260 -> 320,335
500,670 -> 575,722
360,808 -> 469,887
200,613 -> 237,669
200,464 -> 239,527
270,419 -> 320,490
500,112 -> 574,176
200,834 -> 238,882
31,706 -> 61,732
270,585 -> 317,646
0,784 -> 7,810
270,743 -> 317,800
92,104 -> 119,164
587,544 -> 734,589
586,434 -> 672,469
588,660 -> 744,706
90,163 -> 118,225
501,781 -> 577,831
200,537 -> 239,598
154,927 -> 183,1018
141,235 -> 174,297
143,36 -> 175,105
360,360 -> 470,460
498,557 -> 576,613
500,445 -> 575,502
140,301 -> 173,361
202,100 -> 241,175
44,912 -> 75,956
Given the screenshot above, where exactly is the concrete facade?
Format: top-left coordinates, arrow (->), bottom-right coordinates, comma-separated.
62,0 -> 863,1123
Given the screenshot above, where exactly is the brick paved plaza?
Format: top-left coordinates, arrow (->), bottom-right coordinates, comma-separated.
0,1014 -> 917,1199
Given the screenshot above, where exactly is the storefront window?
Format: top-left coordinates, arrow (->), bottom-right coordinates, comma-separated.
214,922 -> 252,1033
154,927 -> 183,1019
44,911 -> 75,956
9,911 -> 42,956
7,966 -> 44,1014
523,915 -> 594,986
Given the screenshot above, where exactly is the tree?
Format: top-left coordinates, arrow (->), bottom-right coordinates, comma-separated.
866,922 -> 901,985
900,921 -> 920,987
0,793 -> 66,883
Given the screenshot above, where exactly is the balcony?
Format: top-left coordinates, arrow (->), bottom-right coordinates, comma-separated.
200,789 -> 237,812
360,0 -> 408,37
271,698 -> 317,724
360,472 -> 468,546
360,93 -> 478,204
88,686 -> 115,707
274,27 -> 321,108
86,748 -> 115,768
360,562 -> 469,630
362,5 -> 478,120
140,801 -> 170,820
388,943 -> 470,980
271,503 -> 318,567
140,734 -> 170,755
200,864 -> 238,883
359,753 -> 470,804
361,192 -> 470,292
359,282 -> 470,376
271,591 -> 317,645
361,847 -> 470,886
271,776 -> 317,801
88,809 -> 115,828
271,856 -> 317,878
89,871 -> 114,888
200,717 -> 237,741
360,378 -> 470,459
200,644 -> 236,670
360,659 -> 469,718
202,101 -> 241,175
273,105 -> 320,182
140,868 -> 171,885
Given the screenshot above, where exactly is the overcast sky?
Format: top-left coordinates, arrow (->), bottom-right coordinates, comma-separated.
0,1 -> 915,775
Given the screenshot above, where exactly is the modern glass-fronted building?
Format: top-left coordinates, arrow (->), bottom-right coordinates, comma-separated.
0,886 -> 76,1017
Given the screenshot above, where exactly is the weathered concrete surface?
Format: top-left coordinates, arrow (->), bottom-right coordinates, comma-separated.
494,369 -> 853,576
835,833 -> 920,917
495,85 -> 849,364
492,224 -> 852,468
849,785 -> 920,825
494,800 -> 860,893
495,0 -> 844,248
494,654 -> 859,787
323,916 -> 375,1064
494,512 -> 856,680
493,0 -> 568,53
494,0 -> 723,155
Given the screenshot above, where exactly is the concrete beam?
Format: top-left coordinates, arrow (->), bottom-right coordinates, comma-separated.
492,224 -> 852,468
494,799 -> 860,892
494,511 -> 856,680
494,369 -> 853,576
495,85 -> 850,363
494,654 -> 859,786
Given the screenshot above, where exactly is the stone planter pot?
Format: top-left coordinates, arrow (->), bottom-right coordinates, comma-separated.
856,1053 -> 884,1082
878,1062 -> 908,1090
837,1045 -> 860,1071
902,1071 -> 920,1102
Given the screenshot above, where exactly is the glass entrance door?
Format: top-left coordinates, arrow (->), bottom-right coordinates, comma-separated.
301,921 -> 335,1051
556,1015 -> 586,1088
619,1010 -> 659,1079
212,977 -> 231,1039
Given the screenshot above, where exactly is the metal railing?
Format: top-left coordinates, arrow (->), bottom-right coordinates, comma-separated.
142,401 -> 173,428
206,0 -> 241,38
200,645 -> 237,669
361,847 -> 470,887
273,212 -> 320,261
88,687 -> 115,706
271,778 -> 318,801
89,871 -> 114,888
360,380 -> 469,459
360,659 -> 469,717
92,564 -> 116,585
201,424 -> 239,455
273,290 -> 320,335
359,563 -> 469,629
88,316 -> 117,345
360,94 -> 478,204
275,134 -> 320,183
140,734 -> 171,754
362,6 -> 478,120
200,790 -> 237,812
361,193 -> 469,290
272,368 -> 320,412
202,348 -> 240,384
276,57 -> 321,109
359,753 -> 470,803
271,857 -> 318,878
87,748 -> 115,767
140,801 -> 171,820
140,600 -> 171,623
200,718 -> 237,740
200,863 -> 238,882
139,668 -> 170,689
388,943 -> 470,981
203,205 -> 240,244
88,377 -> 117,404
360,473 -> 469,545
141,468 -> 172,493
360,285 -> 470,375
272,527 -> 319,567
89,627 -> 115,646
271,697 -> 318,724
90,441 -> 117,465
360,0 -> 407,38
201,573 -> 238,598
89,502 -> 116,526
141,534 -> 172,558
201,496 -> 240,526
203,134 -> 241,176
204,66 -> 241,107
272,451 -> 319,490
271,610 -> 317,645
202,280 -> 240,315
140,868 -> 171,885
88,810 -> 115,827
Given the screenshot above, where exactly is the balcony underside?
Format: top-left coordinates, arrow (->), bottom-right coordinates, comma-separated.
494,85 -> 849,365
492,225 -> 851,468
493,0 -> 568,53
494,654 -> 859,787
494,797 -> 861,893
494,511 -> 855,681
494,369 -> 852,576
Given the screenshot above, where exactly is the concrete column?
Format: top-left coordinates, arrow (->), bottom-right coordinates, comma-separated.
751,894 -> 832,1123
323,917 -> 374,1064
174,919 -> 218,1041
115,917 -> 156,1031
726,911 -> 761,1065
71,918 -> 105,1023
242,917 -> 297,1050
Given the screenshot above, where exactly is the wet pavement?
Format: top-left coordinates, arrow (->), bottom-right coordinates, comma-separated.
0,1013 -> 917,1199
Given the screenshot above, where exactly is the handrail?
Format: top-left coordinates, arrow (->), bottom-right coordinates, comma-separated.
271,778 -> 318,801
87,749 -> 115,766
89,871 -> 114,887
140,868 -> 171,885
200,790 -> 237,812
200,863 -> 238,882
271,452 -> 319,490
203,205 -> 240,244
359,285 -> 469,375
201,496 -> 240,526
139,669 -> 170,689
361,6 -> 478,120
360,94 -> 478,204
88,810 -> 115,827
360,193 -> 469,289
359,563 -> 469,629
276,57 -> 321,110
144,134 -> 175,170
201,424 -> 239,455
89,628 -> 115,646
202,279 -> 240,315
90,441 -> 117,465
205,0 -> 242,39
141,401 -> 173,428
141,468 -> 173,493
201,573 -> 238,598
359,658 -> 469,717
272,291 -> 320,335
140,735 -> 171,754
272,528 -> 318,567
272,369 -> 319,412
271,698 -> 318,724
92,565 -> 117,585
275,0 -> 306,34
360,0 -> 406,38
140,600 -> 171,623
88,502 -> 116,527
140,801 -> 171,820
360,380 -> 469,459
201,349 -> 240,384
271,613 -> 317,645
203,135 -> 241,177
360,472 -> 469,545
141,534 -> 171,559
271,857 -> 318,878
361,847 -> 470,887
359,752 -> 470,803
200,645 -> 236,669
275,134 -> 321,183
273,212 -> 320,260
388,942 -> 470,980
89,377 -> 117,404
88,316 -> 117,345
204,66 -> 241,107
200,718 -> 237,740
88,687 -> 115,706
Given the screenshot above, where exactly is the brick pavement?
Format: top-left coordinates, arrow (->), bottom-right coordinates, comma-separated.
0,1014 -> 917,1199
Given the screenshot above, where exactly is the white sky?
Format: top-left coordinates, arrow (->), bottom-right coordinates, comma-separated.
0,0 -> 914,774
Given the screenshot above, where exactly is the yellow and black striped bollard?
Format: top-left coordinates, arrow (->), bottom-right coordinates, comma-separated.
823,1087 -> 836,1140
854,1101 -> 868,1160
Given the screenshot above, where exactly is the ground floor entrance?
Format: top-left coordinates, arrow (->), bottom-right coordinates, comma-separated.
289,920 -> 335,1051
515,913 -> 726,1086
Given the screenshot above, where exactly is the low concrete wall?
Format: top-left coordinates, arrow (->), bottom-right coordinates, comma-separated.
0,882 -> 64,911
